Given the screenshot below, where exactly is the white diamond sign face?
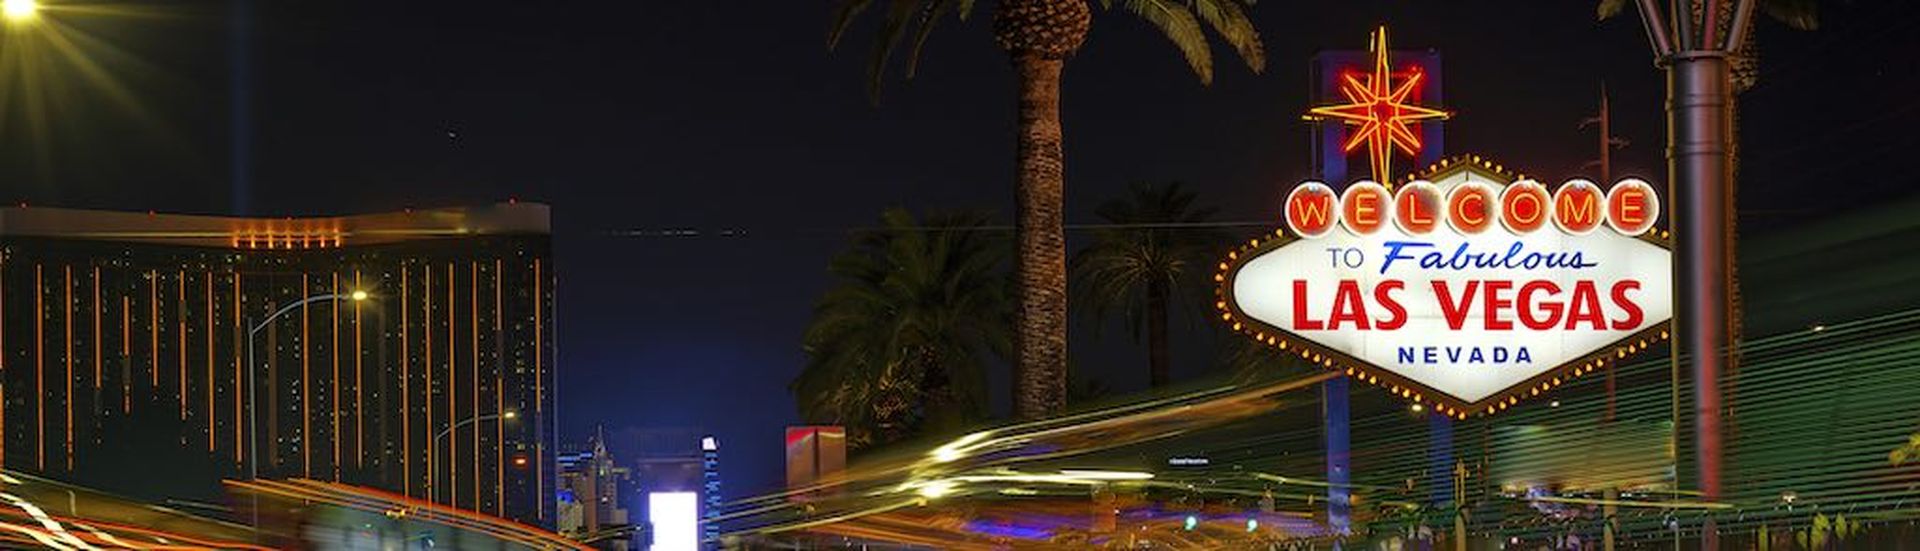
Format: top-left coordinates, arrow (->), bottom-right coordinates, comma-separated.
1218,159 -> 1672,416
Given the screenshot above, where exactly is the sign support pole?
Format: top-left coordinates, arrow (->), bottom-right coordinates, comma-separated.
1323,376 -> 1351,540
1636,1 -> 1747,547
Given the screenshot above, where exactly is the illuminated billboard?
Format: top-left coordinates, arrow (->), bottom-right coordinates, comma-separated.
648,491 -> 698,551
1217,156 -> 1672,416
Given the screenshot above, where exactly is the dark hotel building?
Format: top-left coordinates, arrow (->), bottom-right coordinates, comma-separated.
0,203 -> 557,527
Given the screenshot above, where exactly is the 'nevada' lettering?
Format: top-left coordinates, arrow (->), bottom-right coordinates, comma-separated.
1397,346 -> 1534,365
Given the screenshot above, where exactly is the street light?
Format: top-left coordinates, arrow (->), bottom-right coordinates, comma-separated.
243,289 -> 366,529
245,291 -> 368,485
2,0 -> 36,23
428,410 -> 516,506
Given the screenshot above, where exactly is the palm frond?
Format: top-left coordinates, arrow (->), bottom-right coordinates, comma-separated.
1120,0 -> 1215,85
865,0 -> 922,101
829,0 -> 978,103
1191,0 -> 1266,73
906,0 -> 957,79
828,0 -> 878,49
1596,0 -> 1628,20
1761,0 -> 1818,30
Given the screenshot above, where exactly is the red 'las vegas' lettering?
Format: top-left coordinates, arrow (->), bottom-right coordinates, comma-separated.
1610,280 -> 1644,329
1517,280 -> 1563,330
1565,281 -> 1607,330
1433,280 -> 1479,330
1286,279 -> 1646,332
1482,280 -> 1515,330
1374,280 -> 1407,330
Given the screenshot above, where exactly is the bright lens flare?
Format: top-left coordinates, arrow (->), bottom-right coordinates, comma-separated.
2,0 -> 35,22
928,431 -> 991,464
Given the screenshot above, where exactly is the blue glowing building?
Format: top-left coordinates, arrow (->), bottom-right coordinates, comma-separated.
700,435 -> 722,549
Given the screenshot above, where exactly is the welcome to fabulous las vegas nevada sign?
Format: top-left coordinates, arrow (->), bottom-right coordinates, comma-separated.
1217,27 -> 1673,418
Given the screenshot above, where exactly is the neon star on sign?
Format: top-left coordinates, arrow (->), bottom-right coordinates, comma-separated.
1307,26 -> 1451,185
1218,156 -> 1672,417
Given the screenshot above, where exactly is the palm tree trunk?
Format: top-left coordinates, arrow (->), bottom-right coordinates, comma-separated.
1147,277 -> 1171,388
1012,53 -> 1069,419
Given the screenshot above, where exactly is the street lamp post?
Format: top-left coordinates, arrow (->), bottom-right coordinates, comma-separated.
428,410 -> 515,507
244,290 -> 368,528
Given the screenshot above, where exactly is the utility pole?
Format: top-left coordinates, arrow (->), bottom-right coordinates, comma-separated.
1630,0 -> 1753,547
1582,83 -> 1630,424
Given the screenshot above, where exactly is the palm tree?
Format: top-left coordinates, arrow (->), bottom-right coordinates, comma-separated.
828,0 -> 1266,419
792,208 -> 1013,449
1071,182 -> 1223,388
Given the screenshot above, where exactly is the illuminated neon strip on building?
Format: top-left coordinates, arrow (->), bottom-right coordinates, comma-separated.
34,264 -> 43,471
177,271 -> 185,420
534,257 -> 544,521
447,262 -> 456,509
267,300 -> 278,468
0,258 -> 4,472
179,270 -> 186,418
63,266 -> 72,470
122,295 -> 130,414
91,268 -> 100,392
495,258 -> 504,517
205,271 -> 214,453
471,261 -> 480,511
147,272 -> 156,389
354,270 -> 364,469
232,274 -> 242,465
401,265 -> 411,498
425,265 -> 435,504
331,272 -> 341,481
302,276 -> 311,477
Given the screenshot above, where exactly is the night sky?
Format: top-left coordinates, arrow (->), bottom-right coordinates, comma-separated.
2,0 -> 1915,499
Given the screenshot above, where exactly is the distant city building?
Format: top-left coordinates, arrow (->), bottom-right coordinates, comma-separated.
0,204 -> 557,527
628,428 -> 720,550
557,431 -> 632,548
784,426 -> 845,494
700,435 -> 721,549
636,453 -> 701,549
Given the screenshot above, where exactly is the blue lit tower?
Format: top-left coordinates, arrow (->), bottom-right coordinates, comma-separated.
700,435 -> 721,549
1305,27 -> 1445,537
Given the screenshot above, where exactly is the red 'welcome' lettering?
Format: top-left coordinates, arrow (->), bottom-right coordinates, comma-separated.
1286,183 -> 1337,237
1553,180 -> 1604,234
